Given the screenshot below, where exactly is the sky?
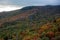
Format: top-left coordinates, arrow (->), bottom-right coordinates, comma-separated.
0,0 -> 60,12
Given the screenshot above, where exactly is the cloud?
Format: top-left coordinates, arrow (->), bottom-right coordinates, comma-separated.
0,5 -> 23,12
0,0 -> 10,5
0,0 -> 59,12
29,0 -> 59,5
0,0 -> 60,6
44,0 -> 59,5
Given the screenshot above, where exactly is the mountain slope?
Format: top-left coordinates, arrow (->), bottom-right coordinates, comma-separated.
0,5 -> 60,27
0,5 -> 60,40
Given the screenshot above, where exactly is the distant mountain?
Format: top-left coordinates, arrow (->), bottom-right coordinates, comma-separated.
0,5 -> 60,40
0,5 -> 60,26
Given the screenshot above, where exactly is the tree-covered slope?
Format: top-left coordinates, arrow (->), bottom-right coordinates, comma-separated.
0,5 -> 60,40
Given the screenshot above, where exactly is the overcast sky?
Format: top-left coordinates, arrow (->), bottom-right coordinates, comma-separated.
0,0 -> 60,12
0,0 -> 60,6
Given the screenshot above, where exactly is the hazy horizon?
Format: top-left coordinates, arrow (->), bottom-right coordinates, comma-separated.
0,0 -> 60,12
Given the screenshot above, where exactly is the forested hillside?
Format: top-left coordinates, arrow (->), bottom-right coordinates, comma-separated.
0,5 -> 60,40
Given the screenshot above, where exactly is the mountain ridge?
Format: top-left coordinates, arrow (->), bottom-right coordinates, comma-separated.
0,5 -> 60,40
0,5 -> 60,27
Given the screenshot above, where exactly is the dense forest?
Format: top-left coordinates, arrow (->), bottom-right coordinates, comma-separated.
0,5 -> 60,40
